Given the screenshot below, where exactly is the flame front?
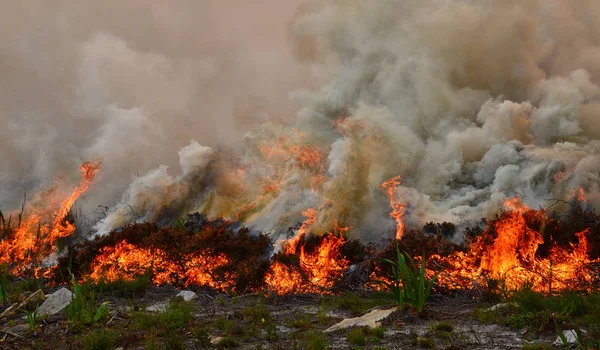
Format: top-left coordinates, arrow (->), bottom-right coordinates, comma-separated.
433,197 -> 599,292
0,160 -> 101,275
265,209 -> 350,294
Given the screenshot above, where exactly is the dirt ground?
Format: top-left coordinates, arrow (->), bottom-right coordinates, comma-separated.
0,285 -> 561,350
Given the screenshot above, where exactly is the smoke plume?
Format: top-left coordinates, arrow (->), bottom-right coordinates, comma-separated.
5,1 -> 600,244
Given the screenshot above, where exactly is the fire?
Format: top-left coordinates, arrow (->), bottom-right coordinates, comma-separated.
87,240 -> 238,291
4,158 -> 599,297
265,209 -> 350,294
88,240 -> 179,285
227,136 -> 328,221
0,160 -> 101,275
380,176 -> 405,240
432,197 -> 599,292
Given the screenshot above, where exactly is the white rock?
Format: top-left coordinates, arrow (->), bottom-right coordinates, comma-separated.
37,288 -> 74,317
175,290 -> 198,302
324,308 -> 396,333
553,329 -> 579,346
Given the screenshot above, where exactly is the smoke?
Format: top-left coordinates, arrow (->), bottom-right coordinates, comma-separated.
0,0 -> 323,213
6,1 -> 600,243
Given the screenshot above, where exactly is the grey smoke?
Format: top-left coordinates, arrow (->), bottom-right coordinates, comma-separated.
5,1 -> 600,244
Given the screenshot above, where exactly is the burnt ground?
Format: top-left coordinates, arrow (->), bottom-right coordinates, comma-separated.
0,285 -> 560,350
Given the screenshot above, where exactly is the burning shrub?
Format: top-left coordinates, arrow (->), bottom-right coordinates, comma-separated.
265,232 -> 361,294
53,214 -> 272,293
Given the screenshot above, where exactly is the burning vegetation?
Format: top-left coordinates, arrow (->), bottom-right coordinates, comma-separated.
1,161 -> 599,298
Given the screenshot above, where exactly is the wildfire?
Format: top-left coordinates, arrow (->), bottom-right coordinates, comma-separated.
265,209 -> 350,294
3,158 -> 599,297
432,196 -> 599,292
228,136 -> 328,221
380,176 -> 405,240
87,240 -> 238,291
88,240 -> 179,285
0,160 -> 101,275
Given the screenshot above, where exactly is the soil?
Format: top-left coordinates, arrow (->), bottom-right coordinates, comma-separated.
0,286 -> 558,349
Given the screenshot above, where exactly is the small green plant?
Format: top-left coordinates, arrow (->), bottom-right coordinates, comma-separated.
325,293 -> 391,316
164,331 -> 186,350
417,336 -> 435,348
289,313 -> 312,329
213,316 -> 234,332
410,328 -> 419,346
346,328 -> 366,346
216,336 -> 239,348
194,327 -> 212,348
134,302 -> 192,332
25,304 -> 39,331
303,330 -> 329,350
376,243 -> 440,313
346,326 -> 384,346
372,326 -> 385,339
69,273 -> 110,325
242,293 -> 270,324
81,328 -> 119,350
431,322 -> 454,333
144,337 -> 160,350
317,299 -> 331,325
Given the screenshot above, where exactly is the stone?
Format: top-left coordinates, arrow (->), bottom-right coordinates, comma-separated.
324,308 -> 397,332
37,288 -> 73,317
553,329 -> 579,346
175,290 -> 198,302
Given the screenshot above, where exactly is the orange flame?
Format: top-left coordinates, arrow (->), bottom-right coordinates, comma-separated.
432,197 -> 599,292
0,160 -> 101,275
88,240 -> 179,285
265,209 -> 350,294
380,176 -> 405,240
88,240 -> 237,291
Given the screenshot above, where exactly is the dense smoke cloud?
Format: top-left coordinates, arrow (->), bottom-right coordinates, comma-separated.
5,1 -> 600,244
0,0 -> 322,214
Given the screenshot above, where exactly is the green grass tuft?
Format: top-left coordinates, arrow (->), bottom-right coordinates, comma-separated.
81,328 -> 119,350
133,302 -> 192,332
346,328 -> 366,346
216,336 -> 239,348
431,321 -> 454,333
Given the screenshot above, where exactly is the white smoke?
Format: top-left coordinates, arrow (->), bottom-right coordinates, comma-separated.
7,0 -> 600,243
